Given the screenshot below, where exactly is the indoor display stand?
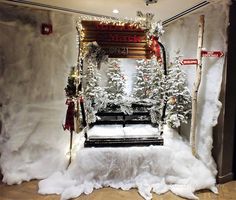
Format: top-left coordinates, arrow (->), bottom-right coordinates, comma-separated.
74,20 -> 167,148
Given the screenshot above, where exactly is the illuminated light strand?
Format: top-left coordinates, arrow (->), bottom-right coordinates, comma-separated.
76,14 -> 145,30
75,14 -> 165,57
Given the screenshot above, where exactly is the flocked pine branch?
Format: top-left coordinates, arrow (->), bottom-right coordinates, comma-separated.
105,58 -> 126,102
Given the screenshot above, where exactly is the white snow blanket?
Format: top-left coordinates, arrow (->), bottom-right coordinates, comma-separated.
38,126 -> 217,200
87,124 -> 160,138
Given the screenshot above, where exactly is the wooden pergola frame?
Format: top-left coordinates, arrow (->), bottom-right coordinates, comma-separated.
74,19 -> 167,148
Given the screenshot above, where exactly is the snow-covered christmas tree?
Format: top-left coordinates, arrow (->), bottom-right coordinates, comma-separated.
133,59 -> 153,101
149,58 -> 165,124
148,55 -> 191,128
84,60 -> 107,123
165,57 -> 192,128
105,59 -> 126,102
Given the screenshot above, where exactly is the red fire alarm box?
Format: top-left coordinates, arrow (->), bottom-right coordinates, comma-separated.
41,23 -> 53,35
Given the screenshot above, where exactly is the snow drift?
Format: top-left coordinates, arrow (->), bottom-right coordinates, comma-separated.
38,126 -> 217,200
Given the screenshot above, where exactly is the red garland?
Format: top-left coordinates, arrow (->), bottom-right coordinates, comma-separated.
63,98 -> 75,132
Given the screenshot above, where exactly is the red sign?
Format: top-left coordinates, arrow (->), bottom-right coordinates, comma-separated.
95,23 -> 143,32
181,59 -> 198,65
108,34 -> 143,43
201,50 -> 224,57
81,21 -> 151,59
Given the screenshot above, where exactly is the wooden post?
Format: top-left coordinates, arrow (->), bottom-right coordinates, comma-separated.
75,99 -> 81,133
157,41 -> 167,136
190,15 -> 205,157
75,27 -> 81,133
67,129 -> 73,168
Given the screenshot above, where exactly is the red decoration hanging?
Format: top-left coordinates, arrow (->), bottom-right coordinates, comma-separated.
79,96 -> 84,103
63,99 -> 75,132
150,36 -> 162,61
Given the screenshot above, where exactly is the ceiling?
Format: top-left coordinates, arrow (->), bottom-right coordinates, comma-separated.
2,0 -> 210,23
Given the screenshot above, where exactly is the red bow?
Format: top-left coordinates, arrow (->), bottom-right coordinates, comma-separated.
63,99 -> 75,132
150,36 -> 162,61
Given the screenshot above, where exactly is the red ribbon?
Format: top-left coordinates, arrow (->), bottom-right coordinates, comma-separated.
63,99 -> 75,132
150,36 -> 162,61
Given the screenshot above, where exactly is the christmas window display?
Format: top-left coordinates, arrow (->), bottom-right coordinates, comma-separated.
63,17 -> 192,149
0,2 -> 227,200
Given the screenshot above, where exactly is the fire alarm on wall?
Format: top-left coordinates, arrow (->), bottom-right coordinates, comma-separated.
41,23 -> 53,35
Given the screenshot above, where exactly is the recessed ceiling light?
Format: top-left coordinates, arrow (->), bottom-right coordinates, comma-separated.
112,9 -> 119,14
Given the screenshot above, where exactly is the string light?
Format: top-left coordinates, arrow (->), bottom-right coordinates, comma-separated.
76,14 -> 145,30
75,13 -> 164,58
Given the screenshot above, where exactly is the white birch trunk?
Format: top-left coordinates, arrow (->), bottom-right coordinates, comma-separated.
190,15 -> 205,157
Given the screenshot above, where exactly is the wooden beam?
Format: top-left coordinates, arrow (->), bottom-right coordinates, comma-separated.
81,20 -> 151,59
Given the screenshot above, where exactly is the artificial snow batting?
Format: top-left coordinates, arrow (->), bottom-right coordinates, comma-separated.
38,126 -> 217,200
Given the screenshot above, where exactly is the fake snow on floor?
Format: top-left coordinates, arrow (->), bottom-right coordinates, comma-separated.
38,125 -> 217,200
